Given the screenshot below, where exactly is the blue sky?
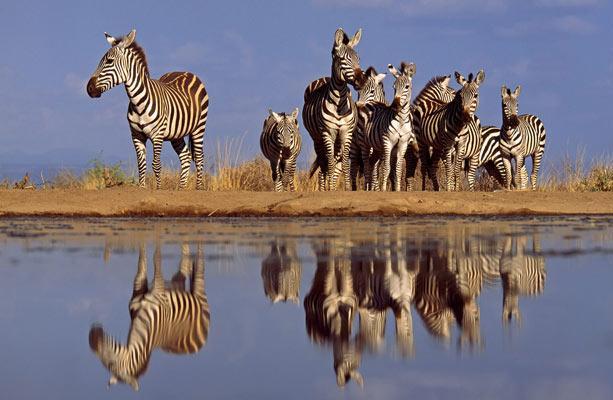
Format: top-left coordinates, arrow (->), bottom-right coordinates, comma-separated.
0,0 -> 610,174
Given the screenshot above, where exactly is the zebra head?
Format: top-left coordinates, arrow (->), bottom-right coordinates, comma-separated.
268,108 -> 299,152
501,85 -> 521,129
89,324 -> 141,391
454,70 -> 485,122
388,62 -> 416,108
356,66 -> 386,105
331,28 -> 364,89
87,29 -> 142,98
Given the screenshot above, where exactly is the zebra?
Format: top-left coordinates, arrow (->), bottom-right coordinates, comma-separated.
89,243 -> 210,390
86,30 -> 208,189
414,71 -> 485,191
407,75 -> 456,190
303,28 -> 364,191
261,241 -> 302,304
359,62 -> 416,191
349,66 -> 387,191
260,108 -> 302,192
475,125 -> 507,187
499,85 -> 547,190
500,235 -> 546,325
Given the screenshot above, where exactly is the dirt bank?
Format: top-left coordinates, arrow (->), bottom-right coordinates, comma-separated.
1,189 -> 612,217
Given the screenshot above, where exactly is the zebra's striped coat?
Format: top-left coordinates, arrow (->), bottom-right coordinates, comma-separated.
87,30 -> 209,189
499,85 -> 547,190
303,28 -> 364,191
359,62 -> 416,191
260,109 -> 302,192
89,243 -> 210,391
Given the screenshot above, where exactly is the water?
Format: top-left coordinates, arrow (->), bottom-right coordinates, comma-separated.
0,217 -> 612,399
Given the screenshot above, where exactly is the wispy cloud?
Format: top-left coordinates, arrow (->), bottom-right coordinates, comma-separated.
312,0 -> 507,15
170,41 -> 209,65
497,15 -> 597,36
64,72 -> 88,97
534,0 -> 602,6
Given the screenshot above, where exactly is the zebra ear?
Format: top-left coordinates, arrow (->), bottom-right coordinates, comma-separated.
348,28 -> 362,48
375,73 -> 386,84
475,69 -> 485,85
269,110 -> 282,122
334,28 -> 346,48
104,32 -> 119,46
119,29 -> 136,49
128,378 -> 140,392
402,62 -> 416,78
290,108 -> 299,120
454,71 -> 467,86
501,85 -> 508,98
387,64 -> 400,78
513,85 -> 521,97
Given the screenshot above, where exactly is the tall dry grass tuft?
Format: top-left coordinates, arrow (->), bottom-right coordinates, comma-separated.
542,149 -> 613,192
52,159 -> 132,189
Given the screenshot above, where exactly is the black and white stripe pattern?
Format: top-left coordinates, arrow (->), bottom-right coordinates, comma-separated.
414,71 -> 485,191
260,109 -> 302,192
87,30 -> 209,189
359,62 -> 416,191
303,28 -> 364,191
475,125 -> 507,187
261,241 -> 302,303
407,75 -> 456,190
89,243 -> 210,391
350,66 -> 387,190
499,85 -> 546,190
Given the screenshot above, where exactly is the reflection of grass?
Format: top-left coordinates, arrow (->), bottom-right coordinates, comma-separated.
3,143 -> 611,192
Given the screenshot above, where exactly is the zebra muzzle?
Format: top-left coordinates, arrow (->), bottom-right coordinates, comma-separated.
87,77 -> 102,98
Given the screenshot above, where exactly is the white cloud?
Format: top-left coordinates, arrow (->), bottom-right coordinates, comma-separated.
312,0 -> 507,15
551,15 -> 597,34
170,42 -> 209,65
497,15 -> 597,36
535,0 -> 601,6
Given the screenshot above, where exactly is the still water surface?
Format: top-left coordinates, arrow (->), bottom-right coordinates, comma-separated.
0,217 -> 612,399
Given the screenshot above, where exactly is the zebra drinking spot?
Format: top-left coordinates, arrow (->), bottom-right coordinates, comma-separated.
303,28 -> 364,191
86,30 -> 209,189
260,109 -> 302,192
499,85 -> 547,190
88,243 -> 210,391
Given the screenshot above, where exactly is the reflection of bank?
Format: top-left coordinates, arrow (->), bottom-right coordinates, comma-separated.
89,243 -> 210,391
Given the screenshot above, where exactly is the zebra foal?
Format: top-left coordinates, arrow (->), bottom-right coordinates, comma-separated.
260,108 -> 302,192
87,30 -> 209,189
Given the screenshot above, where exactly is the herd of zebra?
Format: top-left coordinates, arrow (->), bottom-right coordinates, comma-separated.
89,231 -> 545,390
87,29 -> 546,192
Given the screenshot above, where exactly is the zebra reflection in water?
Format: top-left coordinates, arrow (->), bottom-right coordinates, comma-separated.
89,243 -> 210,391
261,241 -> 302,304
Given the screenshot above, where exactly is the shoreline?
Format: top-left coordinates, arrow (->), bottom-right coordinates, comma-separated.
1,189 -> 612,217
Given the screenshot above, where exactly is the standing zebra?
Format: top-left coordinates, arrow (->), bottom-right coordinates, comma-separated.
350,66 -> 387,190
89,243 -> 210,391
475,125 -> 507,187
260,109 -> 302,192
303,28 -> 364,191
87,30 -> 209,189
359,62 -> 416,191
407,75 -> 456,190
414,71 -> 485,191
499,85 -> 547,190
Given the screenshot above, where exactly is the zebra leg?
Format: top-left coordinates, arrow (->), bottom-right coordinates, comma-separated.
322,133 -> 335,191
152,138 -> 164,190
132,243 -> 149,303
516,155 -> 526,190
381,142 -> 393,192
467,155 -> 479,191
453,143 -> 467,192
171,138 -> 191,189
131,130 -> 148,188
339,128 -> 353,191
531,150 -> 544,191
428,149 -> 442,192
270,159 -> 282,192
349,135 -> 361,191
191,243 -> 207,303
502,157 -> 513,190
190,127 -> 206,190
405,147 -> 418,191
443,148 -> 455,192
285,156 -> 298,192
361,146 -> 373,191
370,153 -> 382,191
152,243 -> 165,293
395,140 -> 409,192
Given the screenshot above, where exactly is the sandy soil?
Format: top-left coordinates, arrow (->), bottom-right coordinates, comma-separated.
1,188 -> 612,217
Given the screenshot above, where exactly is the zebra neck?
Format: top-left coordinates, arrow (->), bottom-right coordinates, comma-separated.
328,73 -> 351,112
446,98 -> 468,133
124,68 -> 155,115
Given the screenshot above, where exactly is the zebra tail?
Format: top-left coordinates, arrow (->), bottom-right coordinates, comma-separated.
308,160 -> 319,179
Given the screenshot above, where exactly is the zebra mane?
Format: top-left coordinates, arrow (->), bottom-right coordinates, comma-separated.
412,75 -> 454,107
116,38 -> 149,76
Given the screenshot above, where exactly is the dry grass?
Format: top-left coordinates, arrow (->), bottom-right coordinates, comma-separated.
2,143 -> 611,192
